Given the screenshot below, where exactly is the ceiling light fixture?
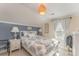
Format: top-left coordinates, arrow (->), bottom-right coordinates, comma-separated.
38,3 -> 46,15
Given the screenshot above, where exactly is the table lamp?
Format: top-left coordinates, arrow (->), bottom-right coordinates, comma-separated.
11,26 -> 19,39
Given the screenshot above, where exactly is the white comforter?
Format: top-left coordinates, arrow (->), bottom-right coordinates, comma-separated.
21,36 -> 59,56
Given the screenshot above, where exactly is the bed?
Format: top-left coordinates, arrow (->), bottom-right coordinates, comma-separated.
20,31 -> 59,56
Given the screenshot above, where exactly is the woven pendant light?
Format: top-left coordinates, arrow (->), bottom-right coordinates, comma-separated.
38,4 -> 46,15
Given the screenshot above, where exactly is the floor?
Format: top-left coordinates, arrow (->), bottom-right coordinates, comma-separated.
0,47 -> 72,56
0,49 -> 31,56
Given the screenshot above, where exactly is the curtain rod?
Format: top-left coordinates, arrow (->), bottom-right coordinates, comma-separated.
51,16 -> 72,21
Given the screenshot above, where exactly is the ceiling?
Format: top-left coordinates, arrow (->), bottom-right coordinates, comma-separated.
0,3 -> 79,26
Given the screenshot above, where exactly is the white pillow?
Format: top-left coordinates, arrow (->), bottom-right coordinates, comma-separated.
28,33 -> 35,38
24,32 -> 28,36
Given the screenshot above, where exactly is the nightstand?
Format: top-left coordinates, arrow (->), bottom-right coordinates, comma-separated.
9,39 -> 21,54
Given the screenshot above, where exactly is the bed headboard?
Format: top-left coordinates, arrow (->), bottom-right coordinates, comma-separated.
20,31 -> 37,37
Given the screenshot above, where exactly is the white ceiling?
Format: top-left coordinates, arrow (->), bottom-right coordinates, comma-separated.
0,3 -> 79,26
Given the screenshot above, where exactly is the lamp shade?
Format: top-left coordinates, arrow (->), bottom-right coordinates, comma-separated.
11,26 -> 19,32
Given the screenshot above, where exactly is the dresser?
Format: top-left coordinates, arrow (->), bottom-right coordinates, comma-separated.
9,39 -> 21,53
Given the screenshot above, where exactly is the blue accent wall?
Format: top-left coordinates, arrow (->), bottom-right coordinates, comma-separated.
0,22 -> 40,40
0,22 -> 40,50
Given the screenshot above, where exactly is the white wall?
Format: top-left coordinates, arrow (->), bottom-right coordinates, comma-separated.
42,21 -> 55,39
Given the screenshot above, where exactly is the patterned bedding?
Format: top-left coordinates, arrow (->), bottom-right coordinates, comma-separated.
21,35 -> 59,56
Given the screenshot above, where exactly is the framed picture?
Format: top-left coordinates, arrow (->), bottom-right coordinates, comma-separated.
27,26 -> 32,30
44,23 -> 49,33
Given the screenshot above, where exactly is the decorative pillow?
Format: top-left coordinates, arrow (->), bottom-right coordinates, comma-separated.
28,33 -> 35,38
23,32 -> 28,36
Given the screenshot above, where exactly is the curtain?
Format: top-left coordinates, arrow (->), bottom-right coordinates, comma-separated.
52,17 -> 71,56
53,17 -> 71,32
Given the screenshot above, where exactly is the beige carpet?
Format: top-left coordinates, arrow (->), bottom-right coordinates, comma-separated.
0,49 -> 31,56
